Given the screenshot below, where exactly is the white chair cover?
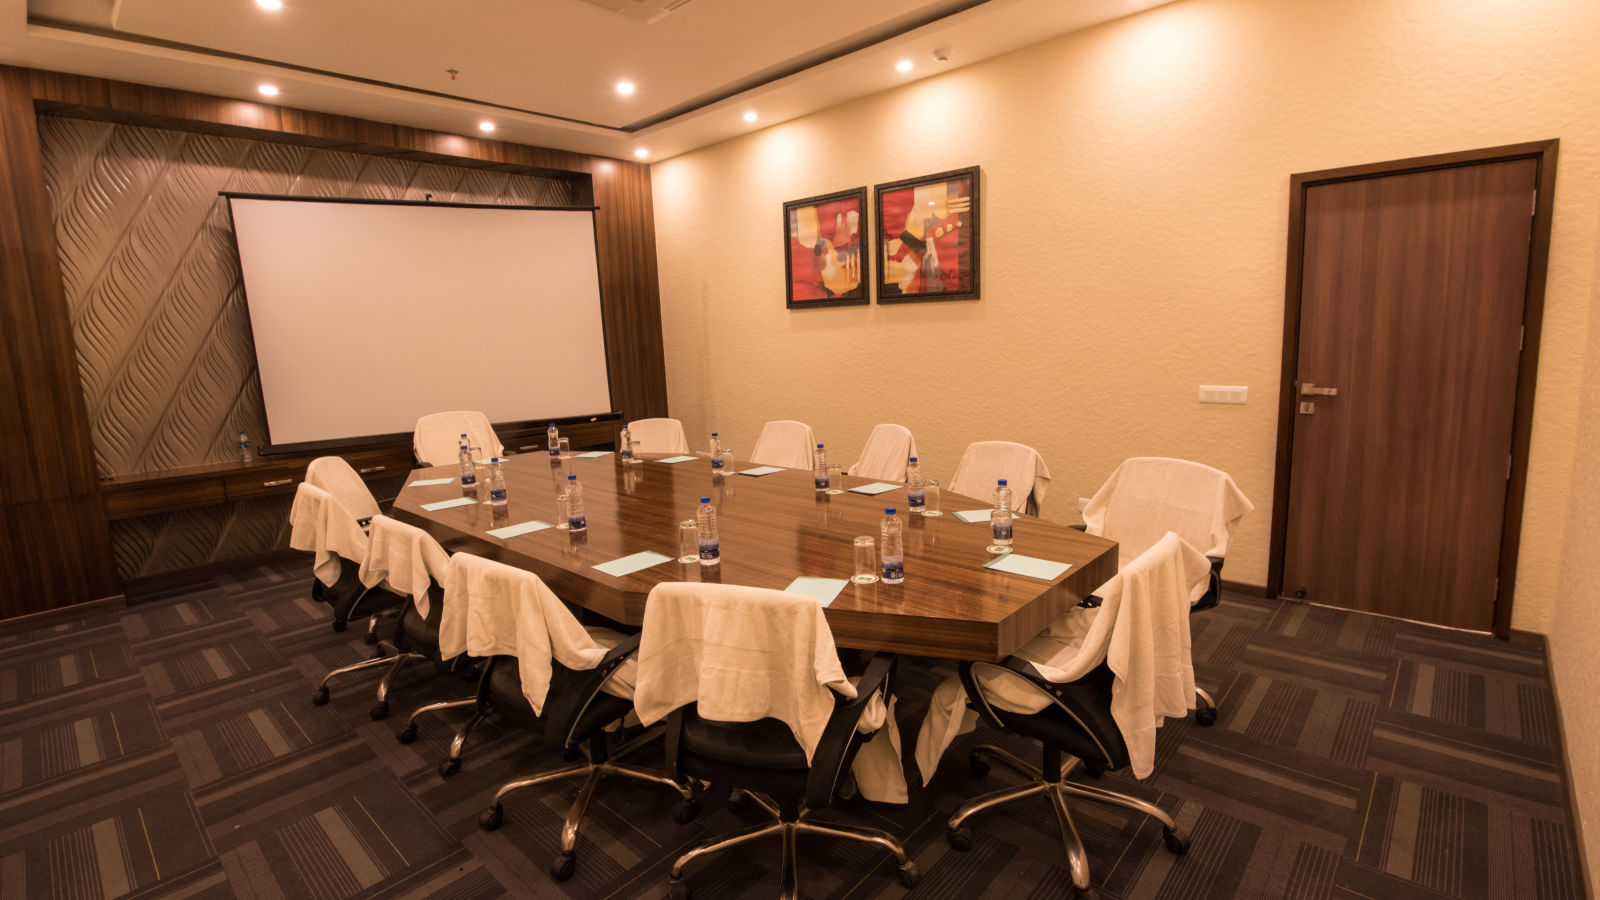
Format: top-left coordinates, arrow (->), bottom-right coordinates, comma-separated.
627,417 -> 691,455
304,456 -> 381,522
1082,457 -> 1254,562
287,483 -> 369,587
947,441 -> 1052,513
358,515 -> 450,618
846,424 -> 919,481
749,420 -> 818,469
413,411 -> 504,466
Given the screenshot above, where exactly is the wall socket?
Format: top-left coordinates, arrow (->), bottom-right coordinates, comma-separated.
1199,385 -> 1248,404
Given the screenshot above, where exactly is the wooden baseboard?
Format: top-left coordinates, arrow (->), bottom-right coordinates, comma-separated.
0,593 -> 126,636
1220,579 -> 1273,597
1541,634 -> 1596,899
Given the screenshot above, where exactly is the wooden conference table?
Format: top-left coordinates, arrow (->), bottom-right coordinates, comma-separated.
393,453 -> 1118,662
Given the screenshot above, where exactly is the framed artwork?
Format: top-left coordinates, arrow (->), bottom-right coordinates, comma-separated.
874,166 -> 980,304
783,187 -> 869,309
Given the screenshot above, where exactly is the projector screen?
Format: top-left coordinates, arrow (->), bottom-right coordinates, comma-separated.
227,195 -> 613,451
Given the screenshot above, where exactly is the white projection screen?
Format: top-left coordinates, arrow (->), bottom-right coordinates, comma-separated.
228,196 -> 612,451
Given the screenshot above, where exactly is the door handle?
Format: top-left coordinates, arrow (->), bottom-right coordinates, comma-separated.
1299,382 -> 1339,397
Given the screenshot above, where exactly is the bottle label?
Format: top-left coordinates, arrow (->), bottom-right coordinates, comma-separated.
568,514 -> 586,531
993,521 -> 1013,541
461,471 -> 476,485
490,488 -> 506,504
881,557 -> 904,581
815,476 -> 829,491
550,447 -> 561,456
711,456 -> 724,470
621,446 -> 633,459
699,541 -> 720,561
908,489 -> 925,509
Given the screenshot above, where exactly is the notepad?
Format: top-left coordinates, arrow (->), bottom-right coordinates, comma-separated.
576,451 -> 611,459
487,520 -> 552,539
420,497 -> 477,511
785,576 -> 848,608
738,466 -> 784,477
474,458 -> 499,465
984,553 -> 1072,581
954,509 -> 993,523
655,455 -> 698,464
848,482 -> 899,495
407,477 -> 455,487
592,551 -> 674,577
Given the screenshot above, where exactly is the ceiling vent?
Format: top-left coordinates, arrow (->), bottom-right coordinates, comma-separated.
572,0 -> 697,25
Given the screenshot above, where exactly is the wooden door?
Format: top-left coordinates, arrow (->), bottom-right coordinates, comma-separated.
1281,159 -> 1537,630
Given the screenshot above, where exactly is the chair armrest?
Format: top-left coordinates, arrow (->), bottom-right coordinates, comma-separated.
546,633 -> 642,747
805,654 -> 895,807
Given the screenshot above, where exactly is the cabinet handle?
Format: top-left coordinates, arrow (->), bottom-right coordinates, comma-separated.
358,465 -> 385,474
262,478 -> 293,487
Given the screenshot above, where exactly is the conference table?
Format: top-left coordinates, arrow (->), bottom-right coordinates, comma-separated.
393,452 -> 1118,661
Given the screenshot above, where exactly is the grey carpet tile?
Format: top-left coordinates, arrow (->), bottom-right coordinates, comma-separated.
0,562 -> 1585,899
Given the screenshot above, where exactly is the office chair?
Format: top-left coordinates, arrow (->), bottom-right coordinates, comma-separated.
1077,457 -> 1254,725
634,582 -> 918,900
947,440 -> 1052,515
287,482 -> 396,632
846,423 -> 918,481
943,533 -> 1212,898
748,419 -> 818,469
305,455 -> 398,643
413,410 -> 504,466
627,417 -> 692,455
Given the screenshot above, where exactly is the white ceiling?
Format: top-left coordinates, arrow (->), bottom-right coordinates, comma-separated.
4,0 -> 1172,162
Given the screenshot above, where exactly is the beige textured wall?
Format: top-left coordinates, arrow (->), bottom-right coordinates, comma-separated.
651,0 -> 1600,632
1547,209 -> 1600,882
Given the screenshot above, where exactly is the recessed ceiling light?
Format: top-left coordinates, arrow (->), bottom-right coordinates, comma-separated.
257,84 -> 279,97
634,148 -> 649,159
896,59 -> 913,73
478,121 -> 495,132
742,111 -> 758,123
255,0 -> 283,10
616,80 -> 636,96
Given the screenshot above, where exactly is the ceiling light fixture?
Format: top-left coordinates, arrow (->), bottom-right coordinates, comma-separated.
255,0 -> 283,10
742,111 -> 758,123
896,59 -> 913,73
616,80 -> 636,96
478,121 -> 496,132
634,148 -> 649,159
257,84 -> 279,97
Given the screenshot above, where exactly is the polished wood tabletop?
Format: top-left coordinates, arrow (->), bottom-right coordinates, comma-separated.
393,453 -> 1118,661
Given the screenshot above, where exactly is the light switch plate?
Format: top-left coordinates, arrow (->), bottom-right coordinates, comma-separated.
1199,385 -> 1248,404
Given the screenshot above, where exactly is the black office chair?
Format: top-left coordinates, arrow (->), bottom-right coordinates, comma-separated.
289,482 -> 401,634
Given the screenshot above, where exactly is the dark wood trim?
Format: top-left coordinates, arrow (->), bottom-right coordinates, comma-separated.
1220,579 -> 1273,598
1267,140 -> 1559,639
0,593 -> 126,635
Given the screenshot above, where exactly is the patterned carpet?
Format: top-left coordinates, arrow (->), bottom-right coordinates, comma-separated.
0,559 -> 1584,899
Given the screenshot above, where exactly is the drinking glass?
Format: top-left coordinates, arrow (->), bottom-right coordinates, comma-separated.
679,520 -> 701,563
922,479 -> 942,516
826,465 -> 843,495
555,492 -> 570,529
628,440 -> 642,463
852,536 -> 879,584
558,437 -> 571,458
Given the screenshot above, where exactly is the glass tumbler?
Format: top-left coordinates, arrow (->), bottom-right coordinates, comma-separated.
852,536 -> 879,584
558,437 -> 571,458
555,492 -> 570,529
678,520 -> 700,563
628,440 -> 642,463
826,465 -> 843,495
923,479 -> 942,516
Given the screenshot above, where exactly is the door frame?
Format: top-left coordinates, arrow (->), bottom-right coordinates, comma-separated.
1266,140 -> 1559,638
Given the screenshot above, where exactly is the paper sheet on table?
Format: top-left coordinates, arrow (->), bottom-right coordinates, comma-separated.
655,456 -> 698,464
849,482 -> 899,495
983,553 -> 1072,581
785,577 -> 849,608
576,451 -> 611,458
738,466 -> 784,477
954,509 -> 994,523
421,497 -> 477,511
487,520 -> 553,539
593,551 -> 674,577
407,477 -> 456,487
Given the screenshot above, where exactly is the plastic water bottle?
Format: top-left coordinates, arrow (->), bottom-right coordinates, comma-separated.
619,425 -> 633,463
880,507 -> 904,584
994,478 -> 1012,512
237,430 -> 252,463
487,458 -> 507,508
992,479 -> 1014,551
458,435 -> 476,487
906,456 -> 925,513
547,422 -> 560,457
696,496 -> 720,566
813,444 -> 829,492
710,432 -> 725,473
566,473 -> 586,531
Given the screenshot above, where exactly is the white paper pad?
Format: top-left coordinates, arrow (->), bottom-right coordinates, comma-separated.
849,482 -> 899,495
954,509 -> 993,523
655,456 -> 698,464
785,577 -> 848,608
984,553 -> 1072,581
420,497 -> 477,511
593,551 -> 674,577
576,451 -> 611,458
407,477 -> 456,487
738,466 -> 784,477
486,520 -> 553,539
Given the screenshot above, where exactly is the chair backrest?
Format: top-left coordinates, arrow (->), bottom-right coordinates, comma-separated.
288,483 -> 370,586
749,420 -> 818,470
846,424 -> 919,481
633,582 -> 852,761
627,417 -> 691,455
437,553 -> 606,715
304,456 -> 381,522
947,441 -> 1052,515
358,515 -> 450,618
1081,457 -> 1254,562
413,411 -> 504,466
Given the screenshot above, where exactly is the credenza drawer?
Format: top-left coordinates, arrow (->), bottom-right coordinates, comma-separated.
224,469 -> 302,501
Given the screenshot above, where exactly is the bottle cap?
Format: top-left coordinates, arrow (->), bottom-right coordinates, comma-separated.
568,474 -> 576,481
712,432 -> 718,437
886,507 -> 897,515
817,443 -> 824,449
909,456 -> 918,462
701,496 -> 711,503
491,457 -> 500,463
998,478 -> 1008,485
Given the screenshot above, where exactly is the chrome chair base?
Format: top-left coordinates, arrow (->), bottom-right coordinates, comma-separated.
1195,686 -> 1218,726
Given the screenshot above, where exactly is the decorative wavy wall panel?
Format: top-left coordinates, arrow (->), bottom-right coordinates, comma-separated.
38,115 -> 575,578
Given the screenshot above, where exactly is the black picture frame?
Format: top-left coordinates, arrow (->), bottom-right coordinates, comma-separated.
873,166 -> 980,304
783,187 -> 870,309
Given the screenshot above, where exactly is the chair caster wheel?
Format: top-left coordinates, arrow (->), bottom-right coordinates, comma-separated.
364,630 -> 379,645
672,799 -> 701,824
311,687 -> 330,706
898,861 -> 920,888
1195,707 -> 1217,727
438,758 -> 461,778
947,825 -> 972,851
969,753 -> 991,777
1162,828 -> 1190,856
397,724 -> 418,744
667,878 -> 690,899
478,805 -> 503,831
370,702 -> 389,720
550,852 -> 576,882
331,619 -> 347,633
1072,888 -> 1100,899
